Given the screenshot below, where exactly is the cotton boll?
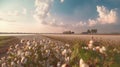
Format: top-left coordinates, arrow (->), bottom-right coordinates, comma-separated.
17,50 -> 22,56
102,46 -> 106,51
35,43 -> 38,47
80,63 -> 89,67
89,40 -> 93,44
21,56 -> 27,64
1,62 -> 7,67
15,44 -> 19,49
62,49 -> 67,56
79,58 -> 89,67
11,61 -> 16,67
99,46 -> 106,54
61,63 -> 67,67
17,60 -> 20,64
26,41 -> 31,46
88,43 -> 93,49
14,58 -> 17,61
57,62 -> 61,67
28,46 -> 32,50
1,57 -> 6,61
65,57 -> 70,63
79,58 -> 84,65
95,46 -> 100,50
65,44 -> 70,47
20,39 -> 24,43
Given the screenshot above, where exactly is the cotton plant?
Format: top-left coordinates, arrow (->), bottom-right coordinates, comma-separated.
0,38 -> 72,67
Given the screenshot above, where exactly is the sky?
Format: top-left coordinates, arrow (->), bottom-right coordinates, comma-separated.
0,0 -> 120,33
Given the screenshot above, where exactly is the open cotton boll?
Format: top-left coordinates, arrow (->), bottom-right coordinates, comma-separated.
92,47 -> 96,51
80,63 -> 89,67
26,41 -> 31,46
57,62 -> 61,67
1,57 -> 6,61
99,46 -> 106,54
1,62 -> 7,67
61,63 -> 67,67
95,46 -> 100,50
28,46 -> 32,50
17,50 -> 22,56
11,61 -> 16,67
88,43 -> 93,49
62,49 -> 67,56
20,39 -> 24,43
35,43 -> 38,47
89,40 -> 93,44
79,58 -> 89,67
102,46 -> 106,51
65,57 -> 70,63
21,56 -> 27,64
65,44 -> 70,47
15,44 -> 19,49
79,58 -> 84,65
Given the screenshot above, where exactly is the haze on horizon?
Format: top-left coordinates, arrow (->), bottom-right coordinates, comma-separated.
0,0 -> 120,33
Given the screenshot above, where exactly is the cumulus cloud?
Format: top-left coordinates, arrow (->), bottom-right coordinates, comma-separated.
88,19 -> 97,26
33,0 -> 66,27
79,5 -> 118,27
96,6 -> 117,24
33,0 -> 53,23
74,5 -> 118,27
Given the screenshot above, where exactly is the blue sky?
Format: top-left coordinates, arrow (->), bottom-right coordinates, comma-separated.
0,0 -> 120,33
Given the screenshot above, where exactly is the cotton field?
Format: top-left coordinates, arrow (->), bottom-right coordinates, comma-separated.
0,35 -> 120,67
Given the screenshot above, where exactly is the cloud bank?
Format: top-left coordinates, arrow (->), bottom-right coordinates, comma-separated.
77,5 -> 118,27
33,0 -> 119,33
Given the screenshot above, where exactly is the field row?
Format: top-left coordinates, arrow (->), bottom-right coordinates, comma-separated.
0,35 -> 120,67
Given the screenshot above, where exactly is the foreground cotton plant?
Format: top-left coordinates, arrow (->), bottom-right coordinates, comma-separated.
0,38 -> 72,67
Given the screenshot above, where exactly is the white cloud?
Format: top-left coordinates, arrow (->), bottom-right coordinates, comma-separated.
22,8 -> 27,15
88,19 -> 97,26
74,5 -> 118,27
34,0 -> 53,23
96,6 -> 117,24
33,0 -> 66,27
60,0 -> 64,3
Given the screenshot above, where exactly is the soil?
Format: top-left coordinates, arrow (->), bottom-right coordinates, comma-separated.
0,37 -> 20,58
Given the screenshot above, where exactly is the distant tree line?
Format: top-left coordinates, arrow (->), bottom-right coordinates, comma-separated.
63,31 -> 74,34
81,29 -> 97,34
87,29 -> 97,34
